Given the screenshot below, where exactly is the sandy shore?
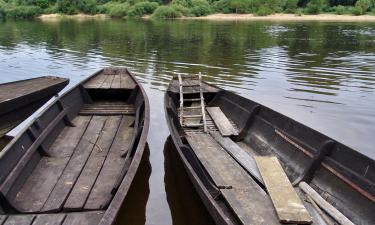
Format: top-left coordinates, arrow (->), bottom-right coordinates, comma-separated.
38,13 -> 108,21
39,13 -> 375,22
181,13 -> 375,22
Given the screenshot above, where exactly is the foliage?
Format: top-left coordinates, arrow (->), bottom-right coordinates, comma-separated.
355,0 -> 372,14
284,0 -> 299,12
256,5 -> 273,15
151,5 -> 182,18
304,0 -> 326,14
76,0 -> 98,14
57,0 -> 76,14
172,0 -> 193,8
128,1 -> 159,17
190,0 -> 210,15
4,5 -> 42,18
171,4 -> 191,16
43,4 -> 58,13
98,2 -> 130,17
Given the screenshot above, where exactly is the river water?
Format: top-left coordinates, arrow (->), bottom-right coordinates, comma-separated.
0,19 -> 374,225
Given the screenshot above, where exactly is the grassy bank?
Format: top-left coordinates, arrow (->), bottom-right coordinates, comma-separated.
1,0 -> 375,20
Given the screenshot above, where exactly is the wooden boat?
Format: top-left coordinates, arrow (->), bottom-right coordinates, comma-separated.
0,67 -> 149,225
0,76 -> 69,139
164,75 -> 374,225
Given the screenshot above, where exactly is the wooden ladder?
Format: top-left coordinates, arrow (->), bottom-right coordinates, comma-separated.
178,73 -> 207,132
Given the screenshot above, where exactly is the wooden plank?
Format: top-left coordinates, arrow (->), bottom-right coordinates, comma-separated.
100,75 -> 115,89
3,215 -> 35,225
32,214 -> 66,225
120,73 -> 136,89
84,116 -> 135,210
64,116 -> 122,210
255,156 -> 312,224
299,182 -> 354,225
83,75 -> 107,89
206,107 -> 238,136
183,102 -> 201,126
186,133 -> 279,225
41,116 -> 107,212
111,75 -> 121,89
210,131 -> 263,185
62,212 -> 104,225
12,116 -> 92,212
0,216 -> 7,224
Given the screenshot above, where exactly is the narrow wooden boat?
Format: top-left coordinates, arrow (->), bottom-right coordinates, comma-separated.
0,67 -> 149,225
0,76 -> 69,139
164,75 -> 374,225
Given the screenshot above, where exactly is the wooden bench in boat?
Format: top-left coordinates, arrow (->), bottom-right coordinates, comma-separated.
207,107 -> 238,137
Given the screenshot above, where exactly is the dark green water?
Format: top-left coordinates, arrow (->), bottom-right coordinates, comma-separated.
0,19 -> 374,224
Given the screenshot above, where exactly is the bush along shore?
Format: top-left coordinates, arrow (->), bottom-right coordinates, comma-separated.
1,0 -> 375,20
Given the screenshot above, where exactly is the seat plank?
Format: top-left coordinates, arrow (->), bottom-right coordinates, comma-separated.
120,73 -> 136,89
84,116 -> 135,210
64,116 -> 122,211
32,214 -> 66,225
255,156 -> 312,224
13,117 -> 92,212
41,116 -> 107,212
0,215 -> 7,224
83,75 -> 107,89
100,75 -> 115,89
62,212 -> 104,225
3,215 -> 35,225
186,133 -> 279,225
206,107 -> 238,136
111,75 -> 121,89
210,131 -> 263,185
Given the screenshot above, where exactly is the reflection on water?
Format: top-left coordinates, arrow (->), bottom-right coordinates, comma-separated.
164,137 -> 215,225
0,19 -> 375,224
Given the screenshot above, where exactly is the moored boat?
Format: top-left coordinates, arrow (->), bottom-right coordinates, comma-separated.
0,76 -> 69,139
0,67 -> 149,225
164,74 -> 374,225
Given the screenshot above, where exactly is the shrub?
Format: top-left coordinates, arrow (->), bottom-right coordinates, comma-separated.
43,4 -> 58,14
151,5 -> 182,19
171,4 -> 191,16
190,0 -> 210,16
57,0 -> 76,14
355,0 -> 372,13
128,1 -> 159,17
295,7 -> 303,15
304,0 -> 326,14
229,0 -> 251,13
5,5 -> 42,19
213,0 -> 231,13
256,5 -> 273,15
76,0 -> 98,14
172,0 -> 193,7
350,5 -> 363,14
283,0 -> 298,13
99,2 -> 130,17
332,5 -> 347,14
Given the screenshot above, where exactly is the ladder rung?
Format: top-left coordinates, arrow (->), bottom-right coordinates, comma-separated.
185,98 -> 201,102
183,123 -> 203,127
184,106 -> 201,109
181,84 -> 200,87
182,115 -> 202,118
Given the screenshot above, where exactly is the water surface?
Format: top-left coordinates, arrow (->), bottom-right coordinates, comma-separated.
0,19 -> 374,224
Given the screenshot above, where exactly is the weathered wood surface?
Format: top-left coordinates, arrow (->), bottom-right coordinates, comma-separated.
186,133 -> 279,225
85,116 -> 135,210
62,212 -> 104,225
2,215 -> 35,225
84,71 -> 136,90
42,116 -> 107,212
210,131 -> 263,184
299,182 -> 355,225
64,116 -> 121,210
0,76 -> 67,106
255,156 -> 312,224
32,214 -> 66,225
169,79 -> 219,94
79,103 -> 135,115
206,107 -> 238,136
183,102 -> 202,126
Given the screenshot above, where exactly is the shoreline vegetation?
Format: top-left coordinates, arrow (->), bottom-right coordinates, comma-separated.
1,0 -> 375,21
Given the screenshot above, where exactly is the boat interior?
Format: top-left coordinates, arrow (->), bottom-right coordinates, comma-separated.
0,68 -> 146,225
165,76 -> 374,225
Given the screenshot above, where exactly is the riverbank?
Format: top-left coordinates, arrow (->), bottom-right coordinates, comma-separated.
183,13 -> 375,21
38,13 -> 375,22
